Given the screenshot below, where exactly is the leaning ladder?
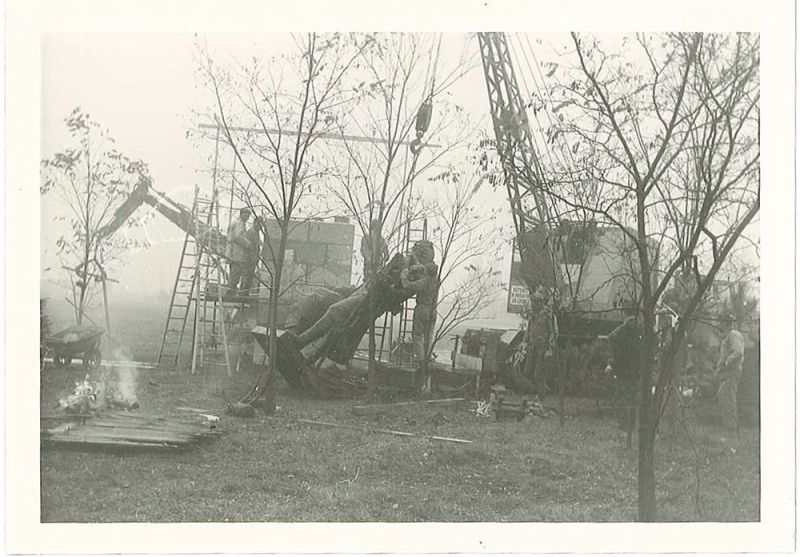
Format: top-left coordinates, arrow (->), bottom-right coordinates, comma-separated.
394,217 -> 428,363
157,187 -> 202,369
190,192 -> 232,376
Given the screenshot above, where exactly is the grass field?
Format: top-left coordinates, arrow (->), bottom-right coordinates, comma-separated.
40,300 -> 759,523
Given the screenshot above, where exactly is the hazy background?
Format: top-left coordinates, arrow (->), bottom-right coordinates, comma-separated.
40,33 -> 526,331
39,32 -> 760,333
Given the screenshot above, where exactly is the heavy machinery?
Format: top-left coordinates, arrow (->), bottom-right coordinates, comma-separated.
96,177 -> 226,254
477,34 -> 646,392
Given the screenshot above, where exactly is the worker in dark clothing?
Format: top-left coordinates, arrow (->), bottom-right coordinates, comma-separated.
400,239 -> 439,365
607,314 -> 642,435
226,207 -> 251,291
360,219 -> 389,283
241,217 -> 262,294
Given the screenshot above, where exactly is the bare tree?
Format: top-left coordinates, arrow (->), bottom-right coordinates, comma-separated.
424,168 -> 503,375
41,107 -> 149,326
198,33 -> 370,410
323,33 -> 478,394
518,32 -> 759,520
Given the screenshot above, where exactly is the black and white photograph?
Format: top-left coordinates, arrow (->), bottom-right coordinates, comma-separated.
5,0 -> 796,553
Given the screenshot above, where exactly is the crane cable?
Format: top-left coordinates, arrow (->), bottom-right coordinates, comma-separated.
401,33 -> 442,247
510,34 -> 568,178
521,34 -> 594,221
410,33 -> 441,155
510,33 -> 584,222
522,34 -> 580,174
507,35 -> 562,187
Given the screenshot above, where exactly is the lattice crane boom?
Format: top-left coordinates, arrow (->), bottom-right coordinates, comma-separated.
477,32 -> 552,233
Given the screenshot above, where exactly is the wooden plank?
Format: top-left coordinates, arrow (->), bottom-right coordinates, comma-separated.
175,406 -> 215,414
92,412 -> 214,428
43,435 -> 181,449
74,425 -> 202,440
84,421 -> 214,436
352,398 -> 465,416
58,426 -> 197,444
86,418 -> 215,432
297,419 -> 472,444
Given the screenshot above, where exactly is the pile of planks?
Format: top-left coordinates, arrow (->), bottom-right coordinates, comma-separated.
42,411 -> 220,450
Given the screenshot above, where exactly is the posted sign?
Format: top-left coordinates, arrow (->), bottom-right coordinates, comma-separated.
506,227 -> 557,314
507,242 -> 530,313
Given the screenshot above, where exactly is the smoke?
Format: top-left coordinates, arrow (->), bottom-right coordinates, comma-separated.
110,346 -> 139,403
57,347 -> 141,413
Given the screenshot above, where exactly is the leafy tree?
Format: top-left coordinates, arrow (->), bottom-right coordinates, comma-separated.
41,107 -> 149,325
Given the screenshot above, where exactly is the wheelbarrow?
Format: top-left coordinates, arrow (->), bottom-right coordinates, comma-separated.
42,324 -> 105,369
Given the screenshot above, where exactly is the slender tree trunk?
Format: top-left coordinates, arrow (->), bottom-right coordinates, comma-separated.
637,410 -> 657,520
637,324 -> 658,520
78,140 -> 93,325
556,341 -> 565,426
367,279 -> 379,399
263,227 -> 288,414
77,283 -> 87,325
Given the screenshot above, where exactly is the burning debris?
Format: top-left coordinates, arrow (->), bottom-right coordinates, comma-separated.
56,364 -> 140,415
46,356 -> 220,451
57,375 -> 101,415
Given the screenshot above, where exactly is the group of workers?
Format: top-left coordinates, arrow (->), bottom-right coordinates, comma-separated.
606,312 -> 748,437
225,207 -> 263,294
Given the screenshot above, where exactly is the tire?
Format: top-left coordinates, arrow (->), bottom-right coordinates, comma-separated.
83,349 -> 102,369
55,354 -> 72,368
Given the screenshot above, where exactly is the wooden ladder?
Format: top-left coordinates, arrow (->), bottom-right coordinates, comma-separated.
157,187 -> 202,369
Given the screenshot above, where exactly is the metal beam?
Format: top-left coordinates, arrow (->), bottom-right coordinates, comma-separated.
197,123 -> 441,149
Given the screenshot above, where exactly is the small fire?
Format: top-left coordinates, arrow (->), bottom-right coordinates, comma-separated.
57,374 -> 102,414
57,365 -> 140,414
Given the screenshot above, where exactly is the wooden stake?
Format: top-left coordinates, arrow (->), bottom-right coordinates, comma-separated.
297,418 -> 472,444
217,289 -> 232,378
98,254 -> 112,340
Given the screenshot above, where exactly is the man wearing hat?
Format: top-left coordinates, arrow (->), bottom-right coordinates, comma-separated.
716,314 -> 745,434
360,219 -> 389,283
226,207 -> 251,291
241,216 -> 263,294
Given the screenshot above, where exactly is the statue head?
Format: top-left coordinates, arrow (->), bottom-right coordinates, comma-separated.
411,239 -> 435,265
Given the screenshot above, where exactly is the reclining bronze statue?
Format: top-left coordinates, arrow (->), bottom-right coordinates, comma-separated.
253,251 -> 413,397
